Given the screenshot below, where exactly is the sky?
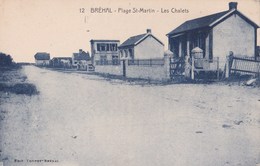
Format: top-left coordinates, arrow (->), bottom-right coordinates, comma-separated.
0,0 -> 259,63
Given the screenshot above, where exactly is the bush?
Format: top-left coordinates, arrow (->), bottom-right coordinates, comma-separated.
10,83 -> 38,95
0,52 -> 13,66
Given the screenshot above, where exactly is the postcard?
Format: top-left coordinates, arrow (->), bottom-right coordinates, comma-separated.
0,0 -> 259,166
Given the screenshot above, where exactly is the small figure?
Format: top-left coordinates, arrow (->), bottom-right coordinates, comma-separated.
184,55 -> 191,78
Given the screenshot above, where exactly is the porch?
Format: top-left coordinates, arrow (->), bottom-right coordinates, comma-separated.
168,29 -> 212,59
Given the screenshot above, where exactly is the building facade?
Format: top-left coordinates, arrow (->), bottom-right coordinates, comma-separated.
34,52 -> 50,66
118,29 -> 164,60
167,2 -> 259,68
72,49 -> 91,69
90,40 -> 120,65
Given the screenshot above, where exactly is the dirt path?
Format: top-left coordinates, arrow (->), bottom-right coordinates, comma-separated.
1,66 -> 260,166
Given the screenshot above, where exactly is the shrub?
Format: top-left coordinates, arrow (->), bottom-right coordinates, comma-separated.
0,52 -> 13,66
11,83 -> 38,95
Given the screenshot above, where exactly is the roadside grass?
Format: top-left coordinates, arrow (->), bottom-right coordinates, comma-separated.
0,65 -> 39,96
0,83 -> 38,95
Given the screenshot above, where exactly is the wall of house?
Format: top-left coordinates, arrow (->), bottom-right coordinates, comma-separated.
35,60 -> 50,66
94,65 -> 122,76
134,36 -> 164,59
93,53 -> 118,61
91,41 -> 120,64
213,14 -> 255,69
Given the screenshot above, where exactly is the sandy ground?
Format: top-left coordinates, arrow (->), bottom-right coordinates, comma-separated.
0,66 -> 259,166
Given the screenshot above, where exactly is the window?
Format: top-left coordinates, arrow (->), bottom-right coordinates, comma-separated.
97,44 -> 101,51
97,43 -> 118,52
112,55 -> 118,61
100,55 -> 107,65
97,43 -> 107,51
111,44 -> 118,51
100,44 -> 106,51
106,44 -> 110,51
112,55 -> 119,65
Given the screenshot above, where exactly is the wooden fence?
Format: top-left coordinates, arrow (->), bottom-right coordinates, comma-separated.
170,57 -> 185,78
230,56 -> 260,75
191,57 -> 220,80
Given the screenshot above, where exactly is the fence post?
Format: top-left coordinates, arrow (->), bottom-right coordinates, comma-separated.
257,61 -> 260,79
234,58 -> 237,75
164,55 -> 171,80
217,57 -> 219,80
191,56 -> 194,80
225,56 -> 230,78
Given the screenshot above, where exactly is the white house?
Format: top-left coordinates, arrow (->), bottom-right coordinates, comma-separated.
34,52 -> 50,66
118,29 -> 164,60
90,40 -> 120,65
72,49 -> 92,70
167,2 -> 259,69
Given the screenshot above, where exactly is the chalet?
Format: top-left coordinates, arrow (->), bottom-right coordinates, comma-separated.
167,2 -> 259,69
50,57 -> 72,68
72,49 -> 91,66
90,40 -> 120,65
34,52 -> 50,66
119,29 -> 164,60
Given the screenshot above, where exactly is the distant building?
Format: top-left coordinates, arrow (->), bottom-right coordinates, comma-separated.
118,29 -> 164,60
50,57 -> 72,68
72,49 -> 91,69
167,2 -> 259,68
34,52 -> 50,66
90,40 -> 120,65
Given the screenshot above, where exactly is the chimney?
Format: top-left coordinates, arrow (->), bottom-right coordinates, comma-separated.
79,49 -> 83,53
229,2 -> 238,10
146,29 -> 151,34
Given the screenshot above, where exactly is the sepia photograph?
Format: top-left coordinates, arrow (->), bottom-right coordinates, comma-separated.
0,0 -> 260,165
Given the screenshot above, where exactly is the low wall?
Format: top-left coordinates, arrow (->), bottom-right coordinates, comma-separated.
94,56 -> 171,81
126,65 -> 169,81
94,65 -> 122,76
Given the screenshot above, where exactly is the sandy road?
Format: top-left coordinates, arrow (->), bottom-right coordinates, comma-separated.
0,66 -> 259,166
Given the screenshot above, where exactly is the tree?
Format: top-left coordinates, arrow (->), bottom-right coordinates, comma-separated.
0,52 -> 13,66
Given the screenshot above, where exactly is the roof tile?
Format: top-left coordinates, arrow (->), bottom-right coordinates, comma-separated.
119,34 -> 147,48
167,10 -> 229,35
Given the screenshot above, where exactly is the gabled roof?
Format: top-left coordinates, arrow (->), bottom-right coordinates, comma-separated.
34,52 -> 50,60
167,9 -> 259,36
119,34 -> 146,48
119,33 -> 164,48
73,51 -> 90,60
